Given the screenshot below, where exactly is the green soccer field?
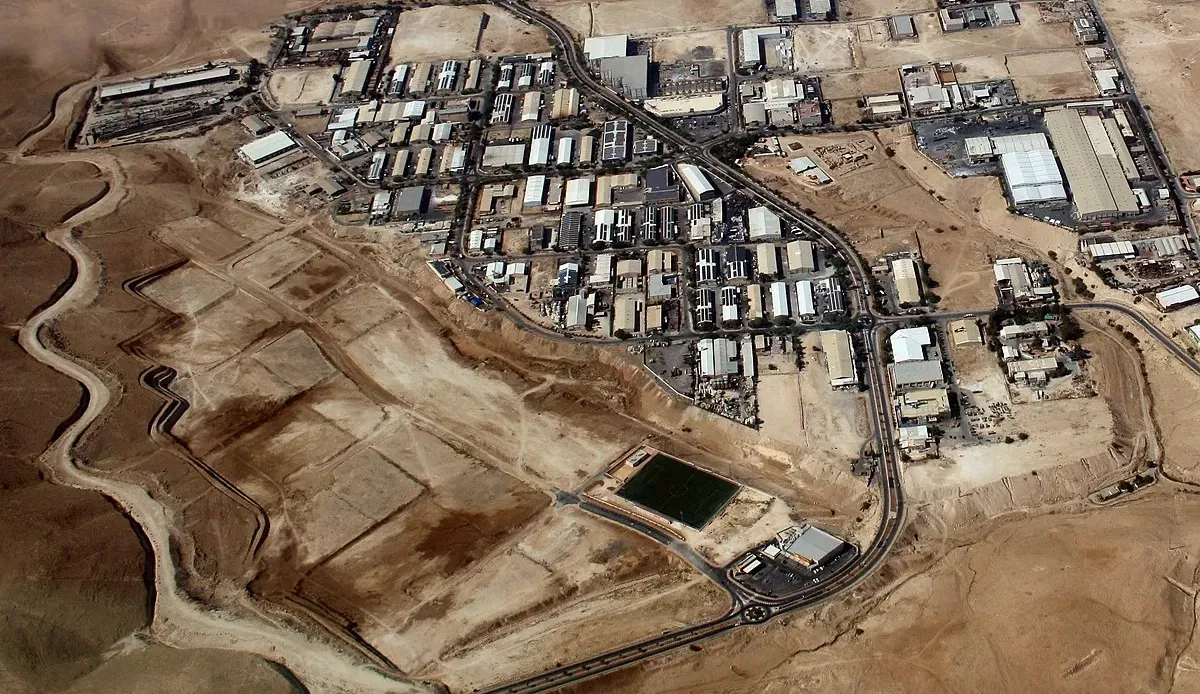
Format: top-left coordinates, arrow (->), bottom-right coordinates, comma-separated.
617,454 -> 739,529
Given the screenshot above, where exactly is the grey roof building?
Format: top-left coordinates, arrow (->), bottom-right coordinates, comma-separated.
598,55 -> 650,101
889,359 -> 945,389
393,186 -> 428,216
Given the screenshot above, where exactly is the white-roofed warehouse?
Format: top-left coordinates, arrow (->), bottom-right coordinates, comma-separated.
238,131 -> 298,166
1001,149 -> 1067,205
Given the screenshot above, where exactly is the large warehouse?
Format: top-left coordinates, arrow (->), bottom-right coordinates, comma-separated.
238,131 -> 297,166
1001,149 -> 1067,205
1043,107 -> 1139,220
819,329 -> 858,388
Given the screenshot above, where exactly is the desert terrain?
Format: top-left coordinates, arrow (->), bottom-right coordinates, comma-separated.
1098,0 -> 1200,171
4,0 -> 1200,693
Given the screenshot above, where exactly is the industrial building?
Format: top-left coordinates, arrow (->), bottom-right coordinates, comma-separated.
725,247 -> 751,281
341,60 -> 374,97
551,88 -> 581,119
748,206 -> 782,240
890,360 -> 945,389
566,293 -> 589,329
481,142 -> 526,169
645,165 -> 681,203
1073,17 -> 1100,43
993,257 -> 1055,303
819,330 -> 858,388
583,34 -> 629,61
774,525 -> 845,568
756,243 -> 779,278
523,175 -> 547,208
698,338 -> 740,378
738,27 -> 785,69
770,281 -> 790,320
1001,149 -> 1068,206
697,247 -> 721,283
889,15 -> 917,40
1007,356 -> 1061,384
695,288 -> 717,325
949,319 -> 983,346
721,286 -> 741,323
897,388 -> 951,422
1043,107 -> 1139,220
891,257 -> 923,305
558,211 -> 584,249
795,280 -> 816,321
786,239 -> 816,273
238,131 -> 298,166
564,177 -> 593,207
528,124 -> 553,166
599,55 -> 651,101
393,186 -> 428,217
521,91 -> 542,122
601,120 -> 631,162
613,296 -> 642,334
890,326 -> 932,363
1155,284 -> 1200,311
675,163 -> 716,202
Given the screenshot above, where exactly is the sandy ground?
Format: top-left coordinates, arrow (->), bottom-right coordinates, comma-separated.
578,491 -> 1200,694
266,67 -> 338,106
792,14 -> 1079,75
839,0 -> 937,19
532,0 -> 766,38
1098,0 -> 1200,171
388,5 -> 550,64
909,339 -> 1116,500
652,29 -> 729,63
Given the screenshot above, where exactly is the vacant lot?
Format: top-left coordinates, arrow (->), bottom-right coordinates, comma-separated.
267,66 -> 337,106
388,4 -> 549,64
652,29 -> 729,63
791,14 -> 1090,104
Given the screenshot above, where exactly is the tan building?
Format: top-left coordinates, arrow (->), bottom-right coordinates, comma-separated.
551,87 -> 581,119
819,330 -> 858,388
891,257 -> 923,305
646,249 -> 676,274
896,387 -> 950,421
613,296 -> 642,335
949,319 -> 983,345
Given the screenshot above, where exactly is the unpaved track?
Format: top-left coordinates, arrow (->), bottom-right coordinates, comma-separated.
13,85 -> 437,694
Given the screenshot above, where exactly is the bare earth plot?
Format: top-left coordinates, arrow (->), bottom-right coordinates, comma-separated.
388,5 -> 550,64
266,66 -> 338,106
652,29 -> 729,63
791,16 -> 1090,102
908,340 -> 1115,501
532,0 -> 766,38
839,0 -> 938,19
1098,0 -> 1200,171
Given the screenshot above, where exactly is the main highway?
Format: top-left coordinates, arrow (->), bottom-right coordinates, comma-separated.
477,2 -> 906,692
